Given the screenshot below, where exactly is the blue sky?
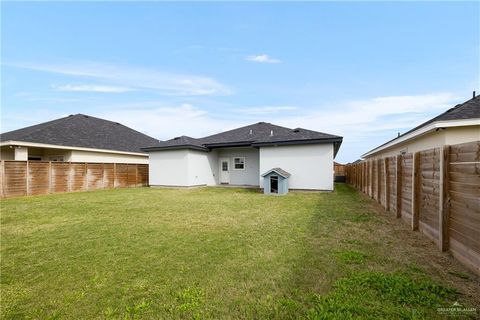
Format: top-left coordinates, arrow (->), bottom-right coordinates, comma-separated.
1,2 -> 479,163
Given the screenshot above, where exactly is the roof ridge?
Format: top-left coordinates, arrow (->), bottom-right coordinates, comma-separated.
200,121 -> 293,140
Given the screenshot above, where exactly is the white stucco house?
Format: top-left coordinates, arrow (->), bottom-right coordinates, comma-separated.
143,122 -> 343,191
362,94 -> 480,159
0,114 -> 158,164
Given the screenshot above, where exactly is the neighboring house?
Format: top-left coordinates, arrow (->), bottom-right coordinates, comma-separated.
0,114 -> 158,164
362,95 -> 480,159
143,122 -> 342,190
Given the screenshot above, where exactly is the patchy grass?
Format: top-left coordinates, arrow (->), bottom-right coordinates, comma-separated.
306,272 -> 458,319
1,184 -> 478,319
334,250 -> 369,264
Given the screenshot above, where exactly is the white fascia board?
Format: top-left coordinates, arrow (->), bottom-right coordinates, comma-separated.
362,118 -> 480,158
0,140 -> 148,157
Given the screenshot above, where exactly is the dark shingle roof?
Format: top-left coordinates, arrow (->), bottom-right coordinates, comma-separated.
363,95 -> 480,156
403,95 -> 480,136
143,122 -> 343,155
199,122 -> 295,145
0,114 -> 159,154
145,135 -> 208,151
251,127 -> 341,145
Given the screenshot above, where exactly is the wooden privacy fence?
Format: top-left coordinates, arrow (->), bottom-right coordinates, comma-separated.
346,141 -> 480,276
0,161 -> 149,198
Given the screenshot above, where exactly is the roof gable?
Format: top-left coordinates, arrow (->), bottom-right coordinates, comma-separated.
0,114 -> 159,154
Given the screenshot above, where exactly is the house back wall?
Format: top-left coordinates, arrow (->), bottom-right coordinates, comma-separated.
259,144 -> 334,190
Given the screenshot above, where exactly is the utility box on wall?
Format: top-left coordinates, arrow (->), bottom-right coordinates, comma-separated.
261,168 -> 290,195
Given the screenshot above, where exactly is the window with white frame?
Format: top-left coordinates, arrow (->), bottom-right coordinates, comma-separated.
233,157 -> 245,170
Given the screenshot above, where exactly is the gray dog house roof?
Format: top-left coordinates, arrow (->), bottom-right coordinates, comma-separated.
261,168 -> 291,178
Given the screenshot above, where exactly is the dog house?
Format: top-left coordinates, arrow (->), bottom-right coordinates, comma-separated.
261,168 -> 291,195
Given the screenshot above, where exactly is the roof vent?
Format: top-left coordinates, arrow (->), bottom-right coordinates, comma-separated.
270,130 -> 273,136
83,115 -> 89,118
174,137 -> 181,140
249,129 -> 253,134
473,91 -> 476,98
293,128 -> 300,133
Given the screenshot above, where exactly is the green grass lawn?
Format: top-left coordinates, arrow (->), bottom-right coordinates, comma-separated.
1,184 -> 479,319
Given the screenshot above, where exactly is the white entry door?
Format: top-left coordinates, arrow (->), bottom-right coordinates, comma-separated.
219,158 -> 230,184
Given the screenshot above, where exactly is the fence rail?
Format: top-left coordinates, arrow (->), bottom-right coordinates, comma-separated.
0,161 -> 148,198
346,141 -> 480,276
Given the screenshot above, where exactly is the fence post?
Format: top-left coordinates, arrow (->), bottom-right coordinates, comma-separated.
48,162 -> 52,194
67,162 -> 72,192
384,157 -> 390,211
363,162 -> 365,192
113,163 -> 117,188
439,146 -> 451,251
395,155 -> 402,218
102,163 -> 105,189
26,161 -> 30,196
84,163 -> 88,191
368,160 -> 372,197
412,152 -> 420,231
362,162 -> 366,193
357,164 -> 360,189
0,160 -> 4,198
376,159 -> 381,202
135,164 -> 139,187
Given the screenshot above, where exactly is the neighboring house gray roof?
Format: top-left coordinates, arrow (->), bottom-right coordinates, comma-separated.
403,95 -> 480,135
363,95 -> 480,156
143,122 -> 343,156
0,114 -> 159,154
261,168 -> 291,178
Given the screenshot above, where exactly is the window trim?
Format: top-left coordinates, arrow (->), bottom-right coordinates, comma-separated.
233,157 -> 246,170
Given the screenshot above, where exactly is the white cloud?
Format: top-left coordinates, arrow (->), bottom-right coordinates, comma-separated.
237,106 -> 297,115
52,84 -> 135,93
245,54 -> 282,64
11,61 -> 233,96
265,92 -> 461,162
277,93 -> 459,134
96,103 -> 240,140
